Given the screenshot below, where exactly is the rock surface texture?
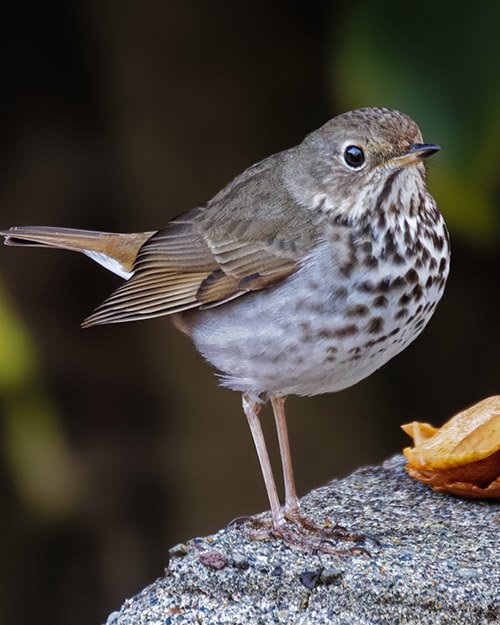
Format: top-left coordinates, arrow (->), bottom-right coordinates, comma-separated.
105,455 -> 500,625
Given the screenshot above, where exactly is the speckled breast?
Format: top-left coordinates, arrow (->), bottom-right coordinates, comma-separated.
191,196 -> 450,400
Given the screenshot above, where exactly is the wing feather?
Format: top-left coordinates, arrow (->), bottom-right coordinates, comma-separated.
83,202 -> 316,327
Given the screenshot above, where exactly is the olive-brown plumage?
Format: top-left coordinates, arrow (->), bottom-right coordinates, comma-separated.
1,107 -> 449,551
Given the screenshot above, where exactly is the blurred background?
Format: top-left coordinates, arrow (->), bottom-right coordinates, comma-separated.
1,1 -> 499,624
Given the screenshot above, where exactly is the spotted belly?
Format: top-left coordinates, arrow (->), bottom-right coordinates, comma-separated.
190,240 -> 448,399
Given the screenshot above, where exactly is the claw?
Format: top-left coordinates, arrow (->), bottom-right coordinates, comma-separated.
234,514 -> 376,555
226,515 -> 256,530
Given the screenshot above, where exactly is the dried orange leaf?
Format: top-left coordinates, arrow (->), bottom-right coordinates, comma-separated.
406,463 -> 500,499
402,396 -> 500,470
401,421 -> 438,445
402,396 -> 500,499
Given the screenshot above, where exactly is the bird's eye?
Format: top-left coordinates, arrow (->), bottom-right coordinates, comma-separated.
344,145 -> 365,169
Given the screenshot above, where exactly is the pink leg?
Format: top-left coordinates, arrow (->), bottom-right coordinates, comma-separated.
240,394 -> 373,554
270,395 -> 301,518
242,393 -> 285,530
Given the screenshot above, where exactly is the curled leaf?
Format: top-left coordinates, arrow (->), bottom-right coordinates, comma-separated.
402,396 -> 500,498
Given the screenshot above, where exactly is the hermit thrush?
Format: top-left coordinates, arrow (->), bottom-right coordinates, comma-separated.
2,108 -> 449,551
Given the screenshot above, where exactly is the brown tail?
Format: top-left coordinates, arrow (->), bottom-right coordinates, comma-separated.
1,226 -> 156,278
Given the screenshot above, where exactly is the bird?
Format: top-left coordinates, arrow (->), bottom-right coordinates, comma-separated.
1,107 -> 449,551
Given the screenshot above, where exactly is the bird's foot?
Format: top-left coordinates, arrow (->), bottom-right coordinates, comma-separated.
272,521 -> 372,556
284,510 -> 379,545
228,513 -> 376,555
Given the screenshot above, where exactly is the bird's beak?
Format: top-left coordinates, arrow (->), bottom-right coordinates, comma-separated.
387,143 -> 440,168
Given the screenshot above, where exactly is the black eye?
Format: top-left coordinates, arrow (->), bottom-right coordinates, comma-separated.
344,145 -> 365,168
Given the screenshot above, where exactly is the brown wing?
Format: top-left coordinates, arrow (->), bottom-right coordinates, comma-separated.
81,207 -> 305,327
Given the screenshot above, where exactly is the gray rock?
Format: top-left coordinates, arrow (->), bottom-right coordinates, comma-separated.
232,552 -> 250,570
319,567 -> 343,585
168,542 -> 188,558
105,455 -> 500,625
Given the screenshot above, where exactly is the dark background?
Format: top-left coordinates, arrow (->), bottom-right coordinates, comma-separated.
1,2 -> 499,624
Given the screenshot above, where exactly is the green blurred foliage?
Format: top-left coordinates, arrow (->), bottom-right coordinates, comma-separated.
0,282 -> 82,519
332,1 -> 500,245
0,283 -> 37,390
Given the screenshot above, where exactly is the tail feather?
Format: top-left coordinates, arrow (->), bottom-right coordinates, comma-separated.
1,226 -> 155,278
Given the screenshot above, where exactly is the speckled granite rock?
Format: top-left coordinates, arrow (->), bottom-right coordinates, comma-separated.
105,455 -> 500,625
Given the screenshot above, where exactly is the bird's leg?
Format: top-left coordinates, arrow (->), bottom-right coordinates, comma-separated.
239,393 -> 372,554
270,395 -> 301,518
241,393 -> 286,532
270,395 -> 325,530
270,395 -> 371,545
